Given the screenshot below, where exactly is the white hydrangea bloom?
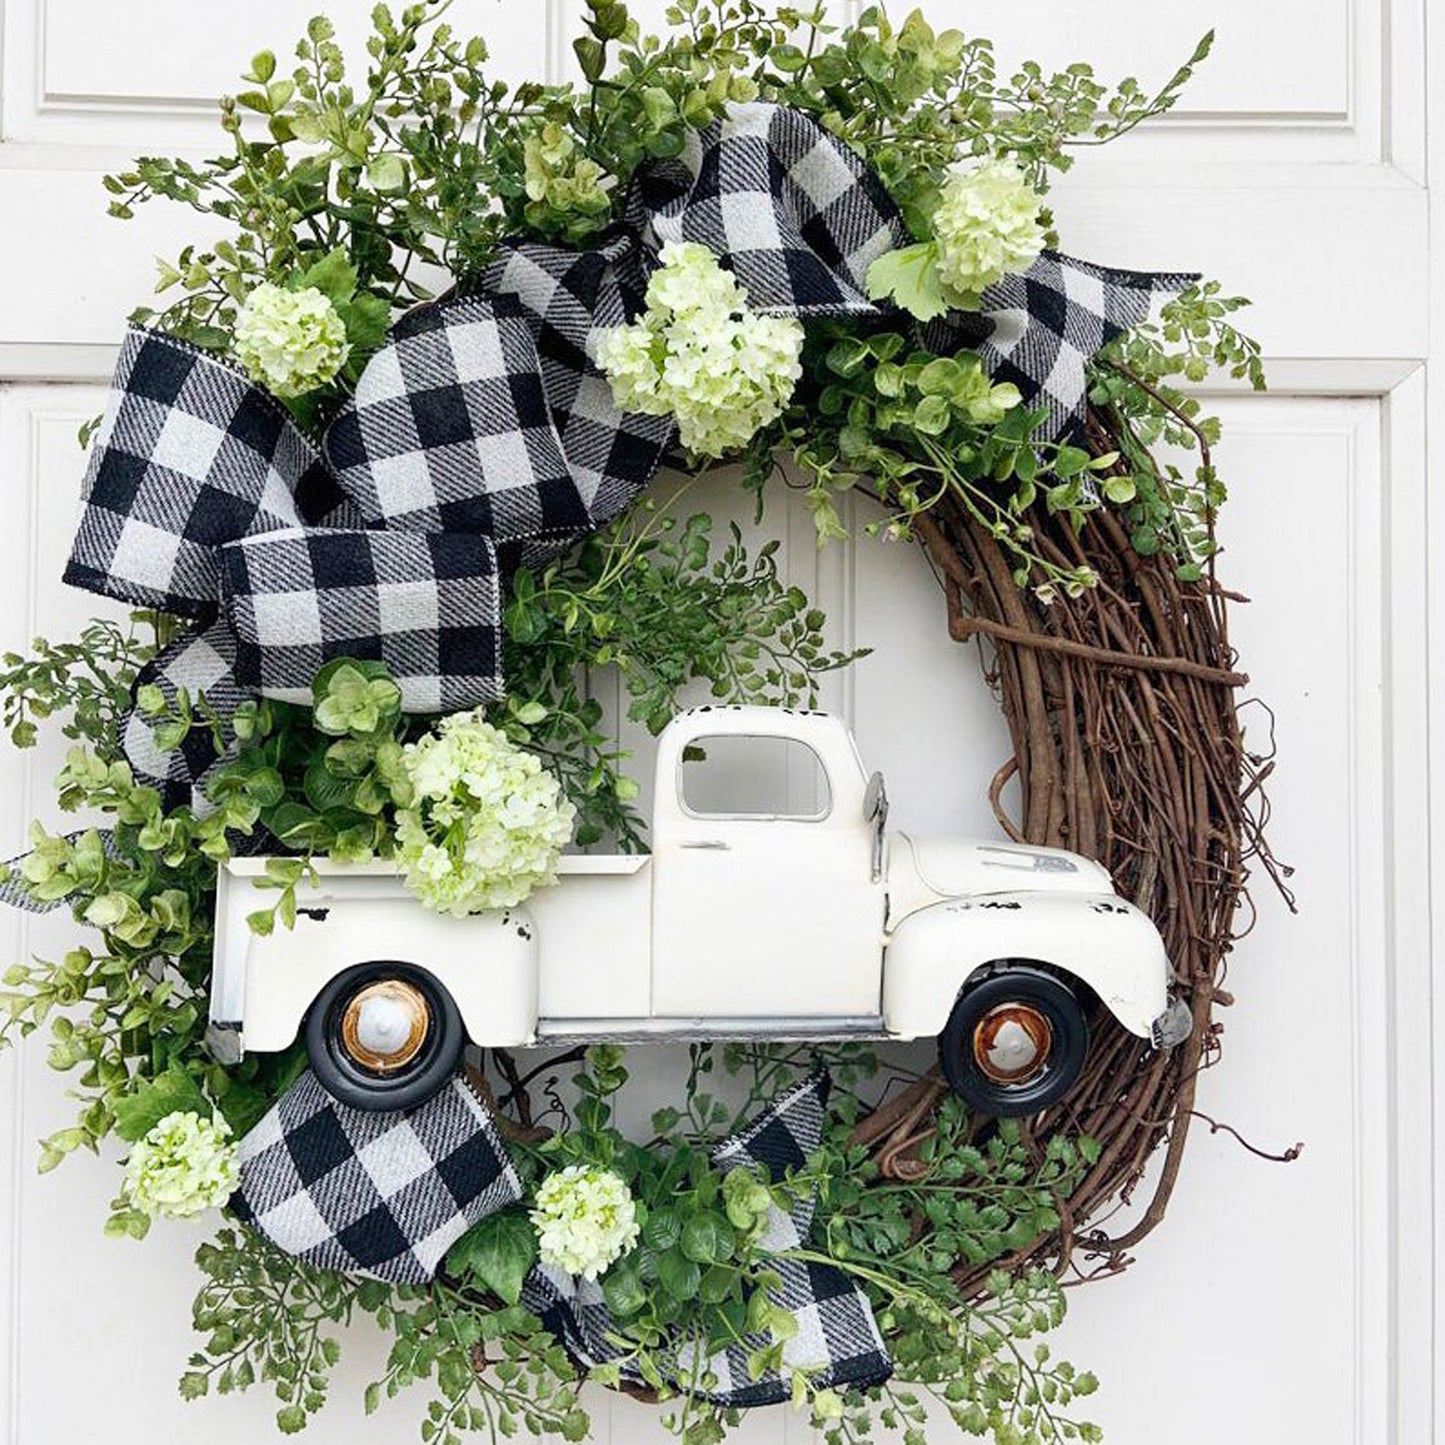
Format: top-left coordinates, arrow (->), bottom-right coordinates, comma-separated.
598,241 -> 804,459
233,281 -> 351,398
394,712 -> 575,916
530,1165 -> 641,1280
932,159 -> 1046,300
123,1110 -> 238,1221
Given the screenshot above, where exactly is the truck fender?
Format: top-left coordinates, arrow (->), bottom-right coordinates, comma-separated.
239,893 -> 541,1053
882,891 -> 1171,1040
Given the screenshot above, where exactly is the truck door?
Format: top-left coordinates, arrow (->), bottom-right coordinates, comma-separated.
650,722 -> 886,1019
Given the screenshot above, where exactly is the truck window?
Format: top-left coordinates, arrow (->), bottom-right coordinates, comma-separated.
679,734 -> 831,820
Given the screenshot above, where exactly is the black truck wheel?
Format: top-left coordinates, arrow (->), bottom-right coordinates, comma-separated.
938,964 -> 1089,1118
305,960 -> 465,1112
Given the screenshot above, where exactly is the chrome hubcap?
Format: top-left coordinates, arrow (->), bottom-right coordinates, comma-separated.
973,1003 -> 1053,1085
341,980 -> 430,1073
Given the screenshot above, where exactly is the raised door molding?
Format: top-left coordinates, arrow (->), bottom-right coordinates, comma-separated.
0,0 -> 1421,173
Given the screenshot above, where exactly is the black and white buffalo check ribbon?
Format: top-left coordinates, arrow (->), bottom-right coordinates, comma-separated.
233,1070 -> 522,1284
624,100 -> 907,317
521,1075 -> 893,1407
64,103 -> 909,811
925,251 -> 1197,442
476,101 -> 907,535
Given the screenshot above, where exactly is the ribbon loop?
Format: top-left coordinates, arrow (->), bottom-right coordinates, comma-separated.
629,100 -> 908,317
480,233 -> 674,532
322,296 -> 595,550
65,329 -> 344,618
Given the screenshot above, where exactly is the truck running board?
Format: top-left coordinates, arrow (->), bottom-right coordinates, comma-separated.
535,1016 -> 890,1044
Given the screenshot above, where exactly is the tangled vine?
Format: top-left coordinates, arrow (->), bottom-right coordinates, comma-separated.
876,410 -> 1292,1292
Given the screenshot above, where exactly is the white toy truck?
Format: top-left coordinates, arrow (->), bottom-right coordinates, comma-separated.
208,705 -> 1192,1117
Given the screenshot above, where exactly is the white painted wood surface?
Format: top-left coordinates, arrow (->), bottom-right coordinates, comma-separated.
0,3 -> 1437,1442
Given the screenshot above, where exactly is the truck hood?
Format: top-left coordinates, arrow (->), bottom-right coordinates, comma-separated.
892,833 -> 1116,901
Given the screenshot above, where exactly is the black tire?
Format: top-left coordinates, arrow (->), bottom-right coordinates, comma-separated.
305,961 -> 465,1112
938,964 -> 1089,1118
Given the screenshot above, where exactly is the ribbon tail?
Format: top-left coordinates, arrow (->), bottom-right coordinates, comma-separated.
121,620 -> 245,814
976,251 -> 1199,444
523,1073 -> 893,1403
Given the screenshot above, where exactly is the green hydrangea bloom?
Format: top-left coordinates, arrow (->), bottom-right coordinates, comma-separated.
394,712 -> 575,915
123,1111 -> 238,1220
233,281 -> 350,398
597,241 -> 804,459
530,1165 -> 640,1280
313,662 -> 402,737
932,158 -> 1046,300
522,122 -> 611,239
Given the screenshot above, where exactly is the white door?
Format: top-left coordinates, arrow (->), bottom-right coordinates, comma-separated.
0,4 -> 1437,1444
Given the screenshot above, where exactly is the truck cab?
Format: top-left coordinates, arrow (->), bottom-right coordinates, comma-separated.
648,707 -> 885,1022
209,705 -> 1191,1118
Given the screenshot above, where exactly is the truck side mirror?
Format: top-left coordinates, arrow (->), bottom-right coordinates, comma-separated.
864,771 -> 888,881
864,771 -> 888,824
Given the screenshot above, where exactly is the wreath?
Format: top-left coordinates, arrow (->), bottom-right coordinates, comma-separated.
0,5 -> 1289,1443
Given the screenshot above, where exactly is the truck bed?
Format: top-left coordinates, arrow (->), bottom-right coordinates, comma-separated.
220,854 -> 656,1024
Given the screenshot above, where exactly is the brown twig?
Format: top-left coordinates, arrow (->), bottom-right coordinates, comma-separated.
947,614 -> 1249,686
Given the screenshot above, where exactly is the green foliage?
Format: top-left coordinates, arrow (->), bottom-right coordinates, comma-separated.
0,617 -> 151,754
110,1061 -> 212,1142
782,327 -> 1117,595
795,13 -> 1211,235
1092,280 -> 1267,574
213,689 -> 406,864
852,1273 -> 1102,1445
184,1225 -> 383,1432
498,503 -> 861,848
1,761 -> 228,1171
865,241 -> 952,322
446,1208 -> 538,1308
816,1098 -> 1094,1275
366,1279 -> 587,1443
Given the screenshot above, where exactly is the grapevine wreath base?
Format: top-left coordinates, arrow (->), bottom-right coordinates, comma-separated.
0,3 -> 1301,1441
859,447 -> 1290,1293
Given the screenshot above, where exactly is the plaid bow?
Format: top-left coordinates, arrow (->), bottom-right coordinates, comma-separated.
64,102 -> 913,812
522,1075 -> 893,1407
233,1070 -> 523,1284
69,297 -> 636,808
